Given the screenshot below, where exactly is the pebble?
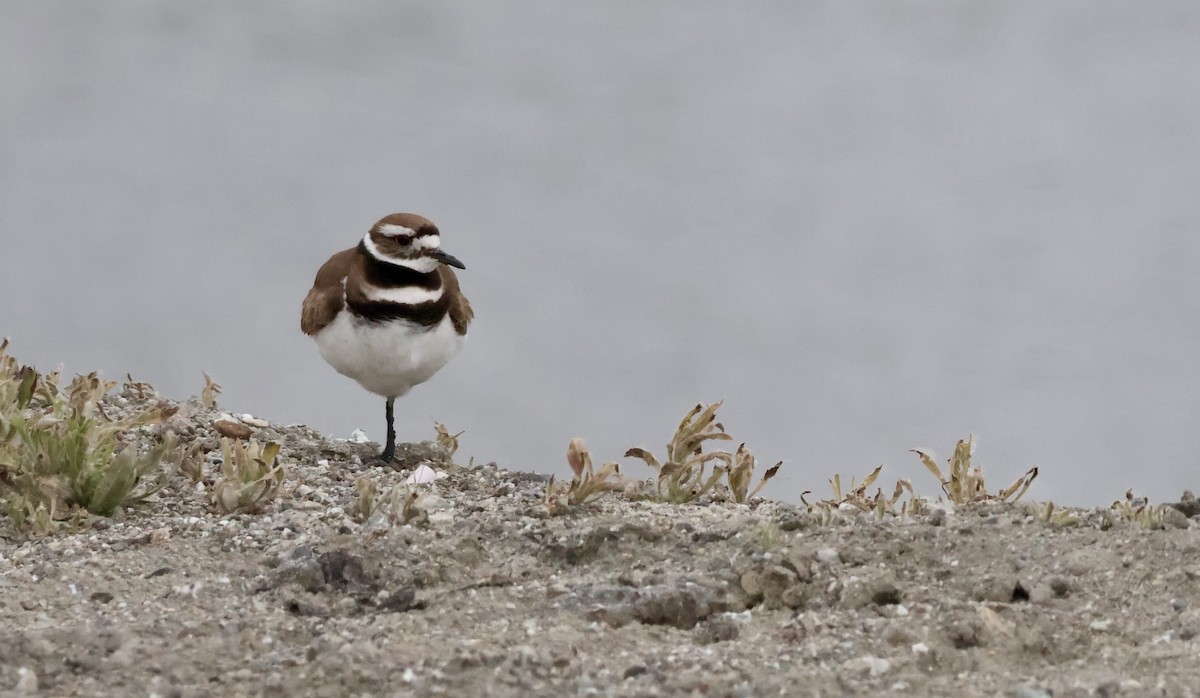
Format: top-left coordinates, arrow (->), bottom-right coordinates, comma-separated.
14,666 -> 37,693
348,429 -> 371,444
214,419 -> 253,440
841,655 -> 891,677
816,548 -> 841,565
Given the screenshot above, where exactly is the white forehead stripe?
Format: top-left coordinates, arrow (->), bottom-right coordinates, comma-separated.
362,283 -> 444,305
377,223 -> 417,238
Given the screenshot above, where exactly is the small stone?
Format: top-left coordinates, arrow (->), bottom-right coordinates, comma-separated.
1167,490 -> 1200,518
214,419 -> 253,440
971,575 -> 1026,603
693,615 -> 740,644
393,442 -> 452,470
348,429 -> 371,444
816,547 -> 841,565
841,655 -> 891,677
1062,547 -> 1120,576
840,571 -> 901,609
272,547 -> 326,592
14,666 -> 38,693
376,588 -> 418,613
1177,608 -> 1200,640
978,606 -> 1015,638
739,564 -> 801,609
1160,506 -> 1190,529
149,527 -> 171,544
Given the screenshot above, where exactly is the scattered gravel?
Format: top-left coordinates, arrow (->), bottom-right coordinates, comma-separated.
1,388 -> 1199,697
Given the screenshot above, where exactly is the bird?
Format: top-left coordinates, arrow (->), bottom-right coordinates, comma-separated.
301,213 -> 473,462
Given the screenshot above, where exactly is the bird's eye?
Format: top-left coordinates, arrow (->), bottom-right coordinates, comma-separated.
396,238 -> 410,247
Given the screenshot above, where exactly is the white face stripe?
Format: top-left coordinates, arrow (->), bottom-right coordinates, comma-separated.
376,223 -> 417,238
361,283 -> 445,305
373,224 -> 440,251
361,232 -> 389,261
361,233 -> 443,274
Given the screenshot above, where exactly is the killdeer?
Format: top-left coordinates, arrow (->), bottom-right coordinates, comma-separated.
301,213 -> 473,462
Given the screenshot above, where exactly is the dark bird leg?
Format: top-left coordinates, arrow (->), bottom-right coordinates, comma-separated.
380,397 -> 396,462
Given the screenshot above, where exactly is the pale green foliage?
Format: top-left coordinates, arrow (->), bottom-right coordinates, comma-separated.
546,438 -> 624,514
212,437 -> 285,514
752,521 -> 783,552
912,436 -> 1037,505
0,339 -> 180,533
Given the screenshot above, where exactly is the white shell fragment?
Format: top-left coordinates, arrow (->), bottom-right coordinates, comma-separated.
240,414 -> 270,427
404,464 -> 448,485
348,429 -> 371,444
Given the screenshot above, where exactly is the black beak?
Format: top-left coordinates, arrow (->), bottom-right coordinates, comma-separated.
432,249 -> 466,269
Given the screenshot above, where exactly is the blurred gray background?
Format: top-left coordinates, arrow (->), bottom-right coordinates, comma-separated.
2,2 -> 1197,506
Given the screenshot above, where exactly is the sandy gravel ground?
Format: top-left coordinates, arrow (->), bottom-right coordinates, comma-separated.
2,391 -> 1199,698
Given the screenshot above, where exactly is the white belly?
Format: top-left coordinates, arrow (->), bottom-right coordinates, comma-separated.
313,311 -> 464,398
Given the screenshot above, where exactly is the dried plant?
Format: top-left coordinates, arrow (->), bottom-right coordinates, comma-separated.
725,443 -> 781,504
353,476 -> 381,522
178,442 -> 207,484
827,465 -> 884,509
433,420 -> 463,460
0,340 -> 181,532
912,436 -> 1037,505
811,466 -> 922,520
546,438 -> 624,514
353,476 -> 427,526
1028,500 -> 1081,527
1109,488 -> 1171,529
123,374 -> 156,400
625,402 -> 735,504
212,437 -> 285,514
201,372 -> 222,409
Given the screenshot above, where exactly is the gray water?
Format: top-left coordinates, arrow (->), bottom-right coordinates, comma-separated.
3,3 -> 1198,506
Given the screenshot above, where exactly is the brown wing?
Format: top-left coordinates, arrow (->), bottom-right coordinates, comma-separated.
438,265 -> 474,335
300,248 -> 356,336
